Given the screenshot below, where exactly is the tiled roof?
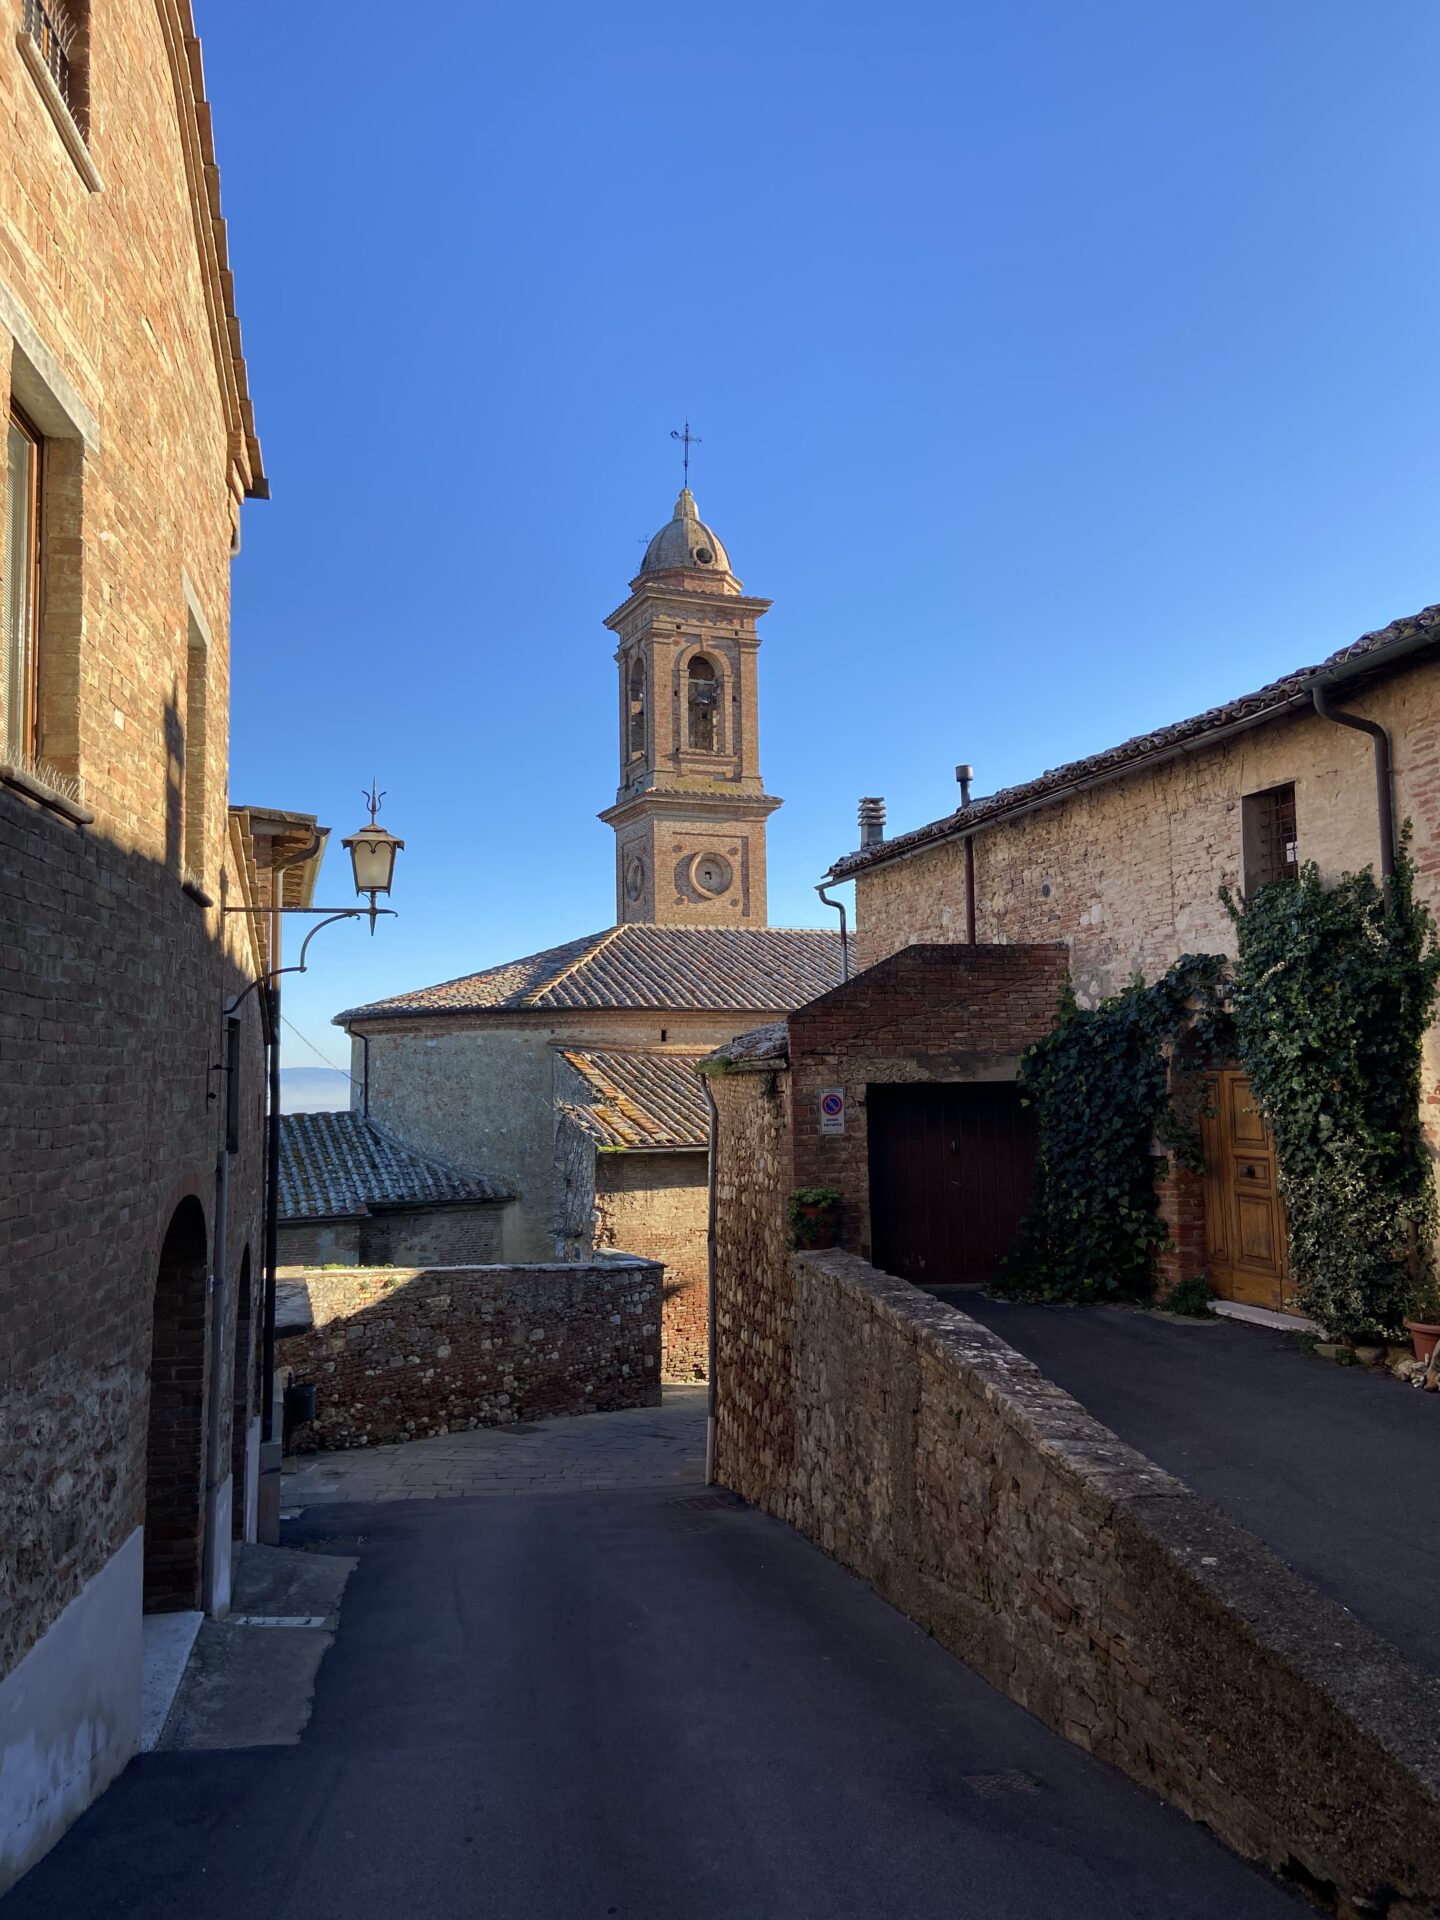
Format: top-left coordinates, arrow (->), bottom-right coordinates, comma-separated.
559,1048 -> 710,1150
278,1111 -> 507,1222
830,603 -> 1440,880
336,924 -> 843,1023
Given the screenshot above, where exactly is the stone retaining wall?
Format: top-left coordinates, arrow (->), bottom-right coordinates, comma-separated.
711,1065 -> 1440,1916
277,1259 -> 661,1450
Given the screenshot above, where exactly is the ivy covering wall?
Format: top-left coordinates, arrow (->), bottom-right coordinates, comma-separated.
996,841 -> 1440,1338
1224,842 -> 1440,1340
996,955 -> 1227,1305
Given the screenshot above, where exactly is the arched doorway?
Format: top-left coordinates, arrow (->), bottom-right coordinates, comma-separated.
230,1248 -> 253,1538
144,1196 -> 209,1611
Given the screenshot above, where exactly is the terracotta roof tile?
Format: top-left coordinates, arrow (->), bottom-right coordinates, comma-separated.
278,1111 -> 507,1222
336,924 -> 843,1023
559,1048 -> 710,1150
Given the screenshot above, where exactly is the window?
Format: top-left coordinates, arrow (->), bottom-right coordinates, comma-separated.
1242,783 -> 1299,892
23,0 -> 88,135
687,654 -> 718,752
3,406 -> 42,768
627,654 -> 646,759
183,613 -> 209,882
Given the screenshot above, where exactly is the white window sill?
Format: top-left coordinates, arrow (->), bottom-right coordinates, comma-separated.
0,761 -> 94,825
16,30 -> 102,195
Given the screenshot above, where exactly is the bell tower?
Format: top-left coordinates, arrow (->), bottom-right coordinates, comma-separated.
600,488 -> 782,926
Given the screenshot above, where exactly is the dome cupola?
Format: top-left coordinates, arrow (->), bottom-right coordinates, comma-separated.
639,489 -> 731,576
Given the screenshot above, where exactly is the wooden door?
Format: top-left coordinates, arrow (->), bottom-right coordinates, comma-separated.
868,1082 -> 1037,1286
1200,1068 -> 1294,1312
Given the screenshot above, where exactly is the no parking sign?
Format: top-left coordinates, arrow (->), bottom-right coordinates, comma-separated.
819,1087 -> 846,1136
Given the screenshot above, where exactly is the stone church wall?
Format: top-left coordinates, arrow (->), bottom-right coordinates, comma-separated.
709,1069 -> 1440,1916
278,1258 -> 662,1449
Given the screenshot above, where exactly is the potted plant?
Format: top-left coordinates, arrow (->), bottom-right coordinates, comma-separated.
1403,1283 -> 1440,1365
788,1186 -> 843,1250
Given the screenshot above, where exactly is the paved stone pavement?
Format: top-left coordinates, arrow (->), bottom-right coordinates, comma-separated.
282,1383 -> 707,1504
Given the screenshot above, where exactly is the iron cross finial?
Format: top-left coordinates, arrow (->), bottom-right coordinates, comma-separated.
670,419 -> 701,487
364,779 -> 385,824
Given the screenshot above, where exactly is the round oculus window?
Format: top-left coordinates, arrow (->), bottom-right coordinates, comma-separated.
692,852 -> 733,897
624,857 -> 645,902
692,546 -> 714,565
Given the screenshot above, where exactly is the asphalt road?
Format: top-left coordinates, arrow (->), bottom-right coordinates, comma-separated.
8,1481 -> 1302,1919
937,1291 -> 1440,1677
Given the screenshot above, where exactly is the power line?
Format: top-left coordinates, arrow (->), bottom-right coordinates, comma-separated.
281,1014 -> 353,1080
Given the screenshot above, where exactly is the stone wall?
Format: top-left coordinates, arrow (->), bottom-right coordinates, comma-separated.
852,664 -> 1440,1149
594,1151 -> 709,1380
277,1259 -> 662,1450
710,1068 -> 1440,1915
787,944 -> 1067,1262
278,1202 -> 508,1272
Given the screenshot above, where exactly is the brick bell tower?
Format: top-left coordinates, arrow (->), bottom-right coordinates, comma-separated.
600,487 -> 782,926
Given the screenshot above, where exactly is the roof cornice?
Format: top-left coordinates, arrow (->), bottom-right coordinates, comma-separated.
156,3 -> 266,500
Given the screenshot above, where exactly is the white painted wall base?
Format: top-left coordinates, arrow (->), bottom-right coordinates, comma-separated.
0,1527 -> 142,1895
202,1475 -> 233,1616
139,1611 -> 202,1751
243,1416 -> 261,1542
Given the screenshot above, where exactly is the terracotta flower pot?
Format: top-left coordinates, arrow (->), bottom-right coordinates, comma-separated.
1403,1318 -> 1440,1365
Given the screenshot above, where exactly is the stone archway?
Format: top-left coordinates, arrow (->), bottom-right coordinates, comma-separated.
230,1247 -> 253,1538
144,1196 -> 209,1611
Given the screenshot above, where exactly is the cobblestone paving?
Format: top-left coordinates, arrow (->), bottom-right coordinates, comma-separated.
282,1385 -> 707,1505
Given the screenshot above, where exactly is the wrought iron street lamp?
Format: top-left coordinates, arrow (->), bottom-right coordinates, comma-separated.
342,782 -> 405,931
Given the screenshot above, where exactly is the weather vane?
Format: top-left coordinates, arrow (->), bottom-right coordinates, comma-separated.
670,419 -> 701,487
363,779 -> 386,824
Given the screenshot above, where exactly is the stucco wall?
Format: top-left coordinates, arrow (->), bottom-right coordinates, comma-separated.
709,1067 -> 1440,1915
277,1259 -> 662,1449
594,1151 -> 709,1380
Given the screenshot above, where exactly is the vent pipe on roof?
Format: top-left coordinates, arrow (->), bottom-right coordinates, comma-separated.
858,796 -> 886,847
955,763 -> 974,808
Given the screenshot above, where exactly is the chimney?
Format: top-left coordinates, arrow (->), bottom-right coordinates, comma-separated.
858,796 -> 886,847
955,763 -> 974,808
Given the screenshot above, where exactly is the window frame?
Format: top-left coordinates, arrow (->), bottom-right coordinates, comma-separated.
686,653 -> 719,754
4,401 -> 44,768
1241,781 -> 1299,893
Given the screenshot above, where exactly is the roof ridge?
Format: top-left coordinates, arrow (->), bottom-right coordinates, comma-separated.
522,925 -> 624,1006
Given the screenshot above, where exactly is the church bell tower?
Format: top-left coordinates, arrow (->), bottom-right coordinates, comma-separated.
599,487 -> 781,927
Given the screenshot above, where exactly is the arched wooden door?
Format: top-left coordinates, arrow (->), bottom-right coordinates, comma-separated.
1200,1069 -> 1296,1313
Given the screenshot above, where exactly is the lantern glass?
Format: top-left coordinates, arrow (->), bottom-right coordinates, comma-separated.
346,826 -> 400,897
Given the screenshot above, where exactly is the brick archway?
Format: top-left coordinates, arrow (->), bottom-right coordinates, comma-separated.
144,1195 -> 209,1611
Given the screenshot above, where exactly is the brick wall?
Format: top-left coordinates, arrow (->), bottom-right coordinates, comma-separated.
786,944 -> 1068,1260
593,1150 -> 709,1380
278,1202 -> 508,1272
1,789 -> 267,1665
710,1067 -> 1440,1914
277,1259 -> 663,1450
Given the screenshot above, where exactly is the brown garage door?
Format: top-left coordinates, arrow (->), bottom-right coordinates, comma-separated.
867,1082 -> 1037,1286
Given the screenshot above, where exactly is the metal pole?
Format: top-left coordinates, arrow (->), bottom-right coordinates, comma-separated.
261,980 -> 281,1443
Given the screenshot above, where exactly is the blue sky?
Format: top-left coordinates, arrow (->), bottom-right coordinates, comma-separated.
199,1 -> 1440,1075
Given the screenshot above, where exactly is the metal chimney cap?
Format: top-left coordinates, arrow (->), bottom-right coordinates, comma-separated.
955,764 -> 974,783
858,795 -> 887,847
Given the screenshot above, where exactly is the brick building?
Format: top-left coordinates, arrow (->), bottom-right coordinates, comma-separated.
0,3 -> 303,1886
816,606 -> 1440,1309
336,490 -> 841,1380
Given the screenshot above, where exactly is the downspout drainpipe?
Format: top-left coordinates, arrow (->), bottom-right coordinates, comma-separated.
262,981 -> 281,1444
702,1074 -> 720,1486
1310,681 -> 1396,904
815,882 -> 850,981
201,1011 -> 241,1613
963,839 -> 977,945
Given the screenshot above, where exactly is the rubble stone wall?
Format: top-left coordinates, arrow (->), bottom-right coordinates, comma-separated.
710,1063 -> 1440,1915
278,1259 -> 662,1450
